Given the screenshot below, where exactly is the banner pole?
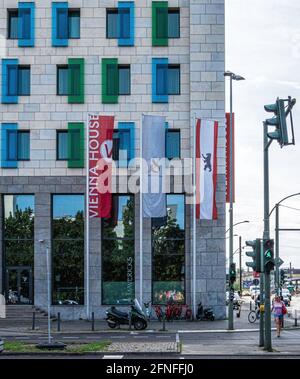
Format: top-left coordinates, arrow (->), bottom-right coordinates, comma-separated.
139,114 -> 143,306
193,114 -> 197,319
86,113 -> 90,320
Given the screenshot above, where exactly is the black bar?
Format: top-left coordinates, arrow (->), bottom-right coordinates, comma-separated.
92,312 -> 95,331
57,312 -> 61,332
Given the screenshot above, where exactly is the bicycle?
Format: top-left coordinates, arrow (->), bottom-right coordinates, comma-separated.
248,307 -> 260,323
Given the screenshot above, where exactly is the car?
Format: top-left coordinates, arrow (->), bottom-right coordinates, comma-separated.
0,338 -> 3,354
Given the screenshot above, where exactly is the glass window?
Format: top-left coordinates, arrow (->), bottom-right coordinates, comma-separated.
4,195 -> 35,267
118,65 -> 130,95
102,195 -> 135,304
52,195 -> 84,305
168,65 -> 180,95
166,130 -> 180,159
168,9 -> 180,38
68,9 -> 80,39
17,131 -> 30,160
107,9 -> 118,38
18,66 -> 30,96
152,194 -> 185,304
57,66 -> 68,95
8,10 -> 18,39
57,131 -> 68,160
113,129 -> 130,163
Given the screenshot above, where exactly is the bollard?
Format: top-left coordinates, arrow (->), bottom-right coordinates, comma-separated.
32,311 -> 35,330
57,312 -> 61,332
92,312 -> 95,331
295,310 -> 298,327
250,301 -> 252,311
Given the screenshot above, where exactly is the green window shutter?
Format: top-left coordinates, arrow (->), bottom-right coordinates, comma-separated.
68,58 -> 84,104
68,122 -> 84,168
152,1 -> 168,46
102,58 -> 119,104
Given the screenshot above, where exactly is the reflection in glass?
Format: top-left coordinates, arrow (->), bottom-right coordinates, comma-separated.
52,195 -> 84,305
152,194 -> 185,304
102,195 -> 135,304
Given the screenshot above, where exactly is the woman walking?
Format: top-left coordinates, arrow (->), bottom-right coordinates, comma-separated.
271,295 -> 286,337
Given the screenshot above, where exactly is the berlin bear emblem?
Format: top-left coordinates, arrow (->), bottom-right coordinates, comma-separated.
202,153 -> 212,172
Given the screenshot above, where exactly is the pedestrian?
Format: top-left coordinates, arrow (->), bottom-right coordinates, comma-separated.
271,295 -> 286,338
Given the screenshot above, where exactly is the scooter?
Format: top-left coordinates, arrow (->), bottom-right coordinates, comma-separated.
106,299 -> 148,330
196,302 -> 215,321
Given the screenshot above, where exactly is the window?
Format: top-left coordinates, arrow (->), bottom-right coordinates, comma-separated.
52,3 -> 80,46
2,60 -> 30,103
102,59 -> 130,104
8,10 -> 18,39
152,59 -> 180,103
166,130 -> 180,159
57,65 -> 68,95
118,65 -> 131,95
107,9 -> 118,38
152,194 -> 185,304
52,195 -> 84,305
102,195 -> 135,305
4,195 -> 35,305
106,3 -> 135,46
56,124 -> 84,168
57,131 -> 68,160
1,125 -> 30,167
167,65 -> 180,95
7,3 -> 35,47
68,9 -> 80,39
168,9 -> 180,38
112,122 -> 135,167
17,66 -> 30,96
56,59 -> 84,103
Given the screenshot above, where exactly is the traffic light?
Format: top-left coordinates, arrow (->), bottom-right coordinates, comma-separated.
263,239 -> 275,273
264,97 -> 296,147
245,239 -> 262,273
229,263 -> 236,285
280,269 -> 286,286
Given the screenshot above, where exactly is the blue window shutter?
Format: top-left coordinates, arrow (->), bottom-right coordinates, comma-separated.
52,2 -> 69,47
118,2 -> 134,46
18,2 -> 35,47
152,58 -> 168,103
2,59 -> 19,104
1,124 -> 18,168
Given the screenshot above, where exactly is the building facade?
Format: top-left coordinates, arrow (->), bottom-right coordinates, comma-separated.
0,0 -> 226,319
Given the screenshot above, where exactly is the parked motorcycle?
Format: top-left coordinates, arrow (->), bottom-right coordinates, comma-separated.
106,299 -> 148,330
196,302 -> 215,321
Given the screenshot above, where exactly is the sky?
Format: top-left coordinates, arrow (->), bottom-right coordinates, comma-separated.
225,0 -> 300,269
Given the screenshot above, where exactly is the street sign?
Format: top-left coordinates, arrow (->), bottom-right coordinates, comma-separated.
275,257 -> 284,267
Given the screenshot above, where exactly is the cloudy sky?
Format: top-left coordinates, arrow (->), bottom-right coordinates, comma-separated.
225,0 -> 300,269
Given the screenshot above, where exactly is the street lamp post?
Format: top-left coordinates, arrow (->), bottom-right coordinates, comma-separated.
224,71 -> 245,330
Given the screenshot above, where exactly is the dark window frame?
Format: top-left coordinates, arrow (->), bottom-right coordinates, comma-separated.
17,65 -> 31,96
168,64 -> 180,95
118,64 -> 131,95
7,9 -> 19,40
6,130 -> 30,162
166,129 -> 181,160
168,8 -> 180,39
151,194 -> 186,305
57,65 -> 69,96
56,130 -> 68,161
106,8 -> 118,39
17,130 -> 30,161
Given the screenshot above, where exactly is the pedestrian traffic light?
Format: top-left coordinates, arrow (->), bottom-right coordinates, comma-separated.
280,269 -> 286,286
245,239 -> 262,272
263,239 -> 275,273
264,97 -> 296,147
229,263 -> 236,285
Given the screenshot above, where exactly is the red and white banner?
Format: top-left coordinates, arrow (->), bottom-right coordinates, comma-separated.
88,114 -> 114,218
196,119 -> 218,220
226,112 -> 235,203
